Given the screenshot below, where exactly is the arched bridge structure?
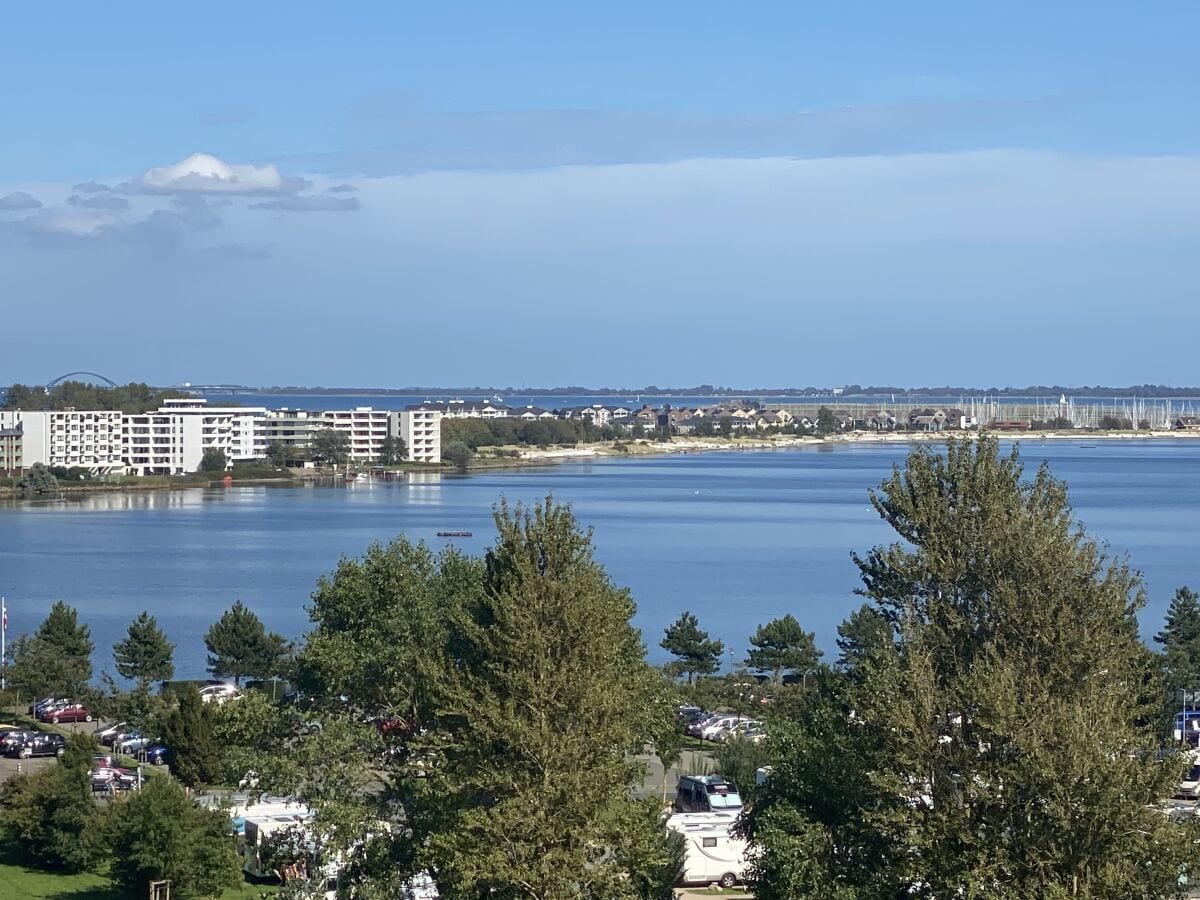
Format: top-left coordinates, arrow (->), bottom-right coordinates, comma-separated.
45,372 -> 119,388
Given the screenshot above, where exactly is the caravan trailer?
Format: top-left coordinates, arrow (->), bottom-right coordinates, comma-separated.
666,812 -> 749,888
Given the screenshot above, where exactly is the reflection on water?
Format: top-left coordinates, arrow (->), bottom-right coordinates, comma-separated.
1,442 -> 1199,678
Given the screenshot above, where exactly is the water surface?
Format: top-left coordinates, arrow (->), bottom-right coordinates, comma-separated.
1,440 -> 1198,678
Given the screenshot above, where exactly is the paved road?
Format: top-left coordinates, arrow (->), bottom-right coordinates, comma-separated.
634,747 -> 717,803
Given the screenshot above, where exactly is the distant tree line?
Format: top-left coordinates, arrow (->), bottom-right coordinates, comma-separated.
443,416 -> 619,449
3,381 -> 190,413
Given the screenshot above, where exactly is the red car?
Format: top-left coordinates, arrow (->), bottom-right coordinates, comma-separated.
44,704 -> 93,724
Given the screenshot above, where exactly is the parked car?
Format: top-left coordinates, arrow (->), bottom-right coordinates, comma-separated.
0,730 -> 38,753
44,703 -> 93,724
91,765 -> 139,792
714,719 -> 761,743
94,722 -> 128,745
31,699 -> 71,720
742,725 -> 768,745
28,696 -> 63,716
685,713 -> 720,738
199,683 -> 242,704
117,731 -> 150,754
9,733 -> 66,759
700,716 -> 745,742
144,743 -> 172,766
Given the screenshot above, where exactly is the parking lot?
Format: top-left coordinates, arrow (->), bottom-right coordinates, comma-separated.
0,718 -> 105,784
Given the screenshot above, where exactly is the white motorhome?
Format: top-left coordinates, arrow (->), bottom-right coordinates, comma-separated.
241,810 -> 318,880
666,812 -> 749,889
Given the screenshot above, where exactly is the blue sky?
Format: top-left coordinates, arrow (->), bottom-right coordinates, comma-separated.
2,2 -> 1198,388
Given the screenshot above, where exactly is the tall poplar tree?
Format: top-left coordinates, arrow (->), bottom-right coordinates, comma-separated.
747,436 -> 1198,899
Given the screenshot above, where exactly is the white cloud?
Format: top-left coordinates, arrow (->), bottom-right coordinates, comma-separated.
136,153 -> 306,194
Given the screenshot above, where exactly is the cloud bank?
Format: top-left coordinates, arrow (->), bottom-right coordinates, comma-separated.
0,191 -> 42,211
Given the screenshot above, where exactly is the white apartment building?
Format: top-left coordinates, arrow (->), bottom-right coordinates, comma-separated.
0,409 -> 125,474
392,407 -> 443,463
122,410 -> 203,475
158,398 -> 268,463
323,407 -> 390,462
259,409 -> 323,454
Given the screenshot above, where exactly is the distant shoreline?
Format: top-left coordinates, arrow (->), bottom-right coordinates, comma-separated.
484,429 -> 1200,467
3,430 -> 1196,500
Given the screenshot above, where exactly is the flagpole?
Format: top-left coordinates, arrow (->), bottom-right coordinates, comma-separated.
1,596 -> 6,691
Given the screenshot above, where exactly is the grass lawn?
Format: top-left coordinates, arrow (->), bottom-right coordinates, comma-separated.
0,859 -> 275,899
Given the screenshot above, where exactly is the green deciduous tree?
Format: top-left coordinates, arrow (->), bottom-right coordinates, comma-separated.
746,614 -> 822,685
107,774 -> 242,899
113,611 -> 175,687
198,447 -> 228,472
661,611 -> 723,684
1156,586 -> 1200,693
7,600 -> 94,698
746,436 -> 1198,899
267,440 -> 290,467
17,462 -> 58,495
0,734 -> 107,872
204,600 -> 288,685
442,440 -> 473,469
378,435 -> 407,465
161,684 -> 219,788
309,428 -> 350,466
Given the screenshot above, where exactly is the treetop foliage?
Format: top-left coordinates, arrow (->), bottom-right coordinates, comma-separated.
293,497 -> 680,899
203,600 -> 288,685
7,600 -> 94,698
113,611 -> 175,685
661,610 -> 724,684
3,381 -> 189,413
747,435 -> 1197,899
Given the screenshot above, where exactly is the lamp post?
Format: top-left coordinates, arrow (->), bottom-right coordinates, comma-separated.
729,648 -> 734,677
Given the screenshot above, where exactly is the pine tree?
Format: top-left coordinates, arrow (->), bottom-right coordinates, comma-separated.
292,499 -> 681,899
204,600 -> 288,685
162,684 -> 219,788
661,611 -> 724,684
747,436 -> 1197,899
835,603 -> 893,673
113,611 -> 175,686
745,614 -> 822,684
1155,586 -> 1200,694
419,499 -> 677,898
7,601 -> 94,698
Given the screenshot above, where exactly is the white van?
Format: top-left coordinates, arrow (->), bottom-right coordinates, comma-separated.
666,813 -> 749,888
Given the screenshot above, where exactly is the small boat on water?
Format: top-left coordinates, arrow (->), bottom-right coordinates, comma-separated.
437,530 -> 473,538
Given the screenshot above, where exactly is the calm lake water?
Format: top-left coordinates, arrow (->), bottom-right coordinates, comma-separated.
2,440 -> 1199,679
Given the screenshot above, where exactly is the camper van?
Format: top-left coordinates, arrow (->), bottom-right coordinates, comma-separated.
675,774 -> 743,815
666,812 -> 749,888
